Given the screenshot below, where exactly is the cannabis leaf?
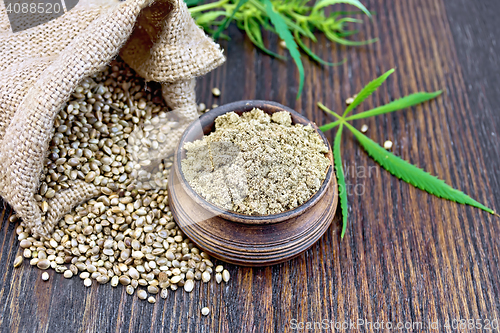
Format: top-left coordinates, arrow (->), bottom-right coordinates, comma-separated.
213,0 -> 249,39
263,0 -> 305,98
333,124 -> 349,238
343,68 -> 394,116
313,0 -> 371,17
345,123 -> 495,214
185,0 -> 205,6
344,91 -> 443,120
187,0 -> 376,98
320,69 -> 496,238
294,31 -> 346,67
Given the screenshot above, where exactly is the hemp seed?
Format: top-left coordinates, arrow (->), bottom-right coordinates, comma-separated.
137,290 -> 147,300
14,256 -> 23,268
15,59 -> 227,306
211,87 -> 221,97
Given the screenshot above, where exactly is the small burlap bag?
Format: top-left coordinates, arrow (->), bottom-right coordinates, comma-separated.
0,0 -> 225,237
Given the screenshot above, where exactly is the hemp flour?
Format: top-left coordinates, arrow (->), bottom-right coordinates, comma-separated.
181,108 -> 330,215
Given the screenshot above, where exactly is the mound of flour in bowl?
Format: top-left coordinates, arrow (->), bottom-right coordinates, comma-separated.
181,108 -> 330,215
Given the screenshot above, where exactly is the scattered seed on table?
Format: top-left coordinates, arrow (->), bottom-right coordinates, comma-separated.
215,273 -> 222,284
19,239 -> 31,248
126,285 -> 135,295
37,259 -> 50,270
97,275 -> 109,284
148,296 -> 156,304
279,40 -> 287,48
147,285 -> 159,294
222,269 -> 230,283
111,276 -> 119,287
14,59 -> 226,305
42,272 -> 49,281
346,97 -> 354,105
211,87 -> 221,97
184,279 -> 194,292
137,290 -> 147,300
384,140 -> 393,150
14,256 -> 23,268
211,104 -> 218,109
215,265 -> 223,273
201,307 -> 210,316
198,103 -> 206,112
361,124 -> 368,133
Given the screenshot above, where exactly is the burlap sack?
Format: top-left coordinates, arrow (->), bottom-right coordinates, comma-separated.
0,0 -> 225,237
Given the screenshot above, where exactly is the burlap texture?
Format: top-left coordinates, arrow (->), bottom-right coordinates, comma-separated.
0,0 -> 225,237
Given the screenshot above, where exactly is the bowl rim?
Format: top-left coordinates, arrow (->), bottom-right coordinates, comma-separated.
174,100 -> 334,224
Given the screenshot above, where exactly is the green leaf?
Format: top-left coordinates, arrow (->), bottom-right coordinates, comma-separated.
314,0 -> 371,17
244,17 -> 286,60
337,17 -> 364,24
326,30 -> 378,46
283,17 -> 317,42
213,0 -> 249,39
346,91 -> 443,121
195,11 -> 228,25
185,0 -> 206,7
317,102 -> 343,131
319,120 -> 341,132
333,124 -> 349,238
330,10 -> 374,16
248,0 -> 316,41
343,68 -> 394,116
344,122 -> 495,215
337,29 -> 359,37
263,0 -> 305,99
294,31 -> 346,67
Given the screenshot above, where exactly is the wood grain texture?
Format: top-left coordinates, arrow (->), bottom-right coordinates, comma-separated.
1,0 -> 499,332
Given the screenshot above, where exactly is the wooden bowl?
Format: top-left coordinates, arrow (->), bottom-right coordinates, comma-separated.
168,100 -> 338,266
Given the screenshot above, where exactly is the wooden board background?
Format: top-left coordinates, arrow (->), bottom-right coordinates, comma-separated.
1,0 -> 499,332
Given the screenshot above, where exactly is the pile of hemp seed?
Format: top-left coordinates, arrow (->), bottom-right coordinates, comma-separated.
10,59 -> 229,304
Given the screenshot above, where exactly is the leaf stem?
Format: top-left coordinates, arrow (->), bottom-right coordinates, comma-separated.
188,0 -> 229,13
317,102 -> 343,121
319,120 -> 341,132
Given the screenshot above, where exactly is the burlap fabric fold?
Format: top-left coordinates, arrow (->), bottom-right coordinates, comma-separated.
0,0 -> 225,237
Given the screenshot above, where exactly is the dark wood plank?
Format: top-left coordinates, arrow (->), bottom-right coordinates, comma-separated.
1,0 -> 499,332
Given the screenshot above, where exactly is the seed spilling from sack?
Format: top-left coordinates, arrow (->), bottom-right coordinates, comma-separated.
11,60 -> 229,302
